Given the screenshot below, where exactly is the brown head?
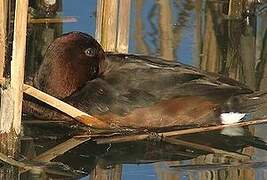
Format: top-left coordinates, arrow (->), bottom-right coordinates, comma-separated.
34,32 -> 106,99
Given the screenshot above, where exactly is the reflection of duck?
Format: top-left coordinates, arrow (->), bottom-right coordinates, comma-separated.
24,32 -> 254,129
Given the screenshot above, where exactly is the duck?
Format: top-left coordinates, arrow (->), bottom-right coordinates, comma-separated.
23,31 -> 254,130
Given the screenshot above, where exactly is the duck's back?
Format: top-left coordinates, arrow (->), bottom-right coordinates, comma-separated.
103,53 -> 251,97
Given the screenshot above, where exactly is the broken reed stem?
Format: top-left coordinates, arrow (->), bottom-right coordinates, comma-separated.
10,0 -> 29,134
170,161 -> 267,171
116,0 -> 131,53
34,137 -> 90,162
19,137 -> 91,174
0,0 -> 8,77
157,0 -> 174,60
0,77 -> 5,86
29,17 -> 78,24
23,84 -> 109,129
0,152 -> 35,169
96,118 -> 267,144
96,0 -> 131,53
0,151 -> 78,178
163,137 -> 249,160
96,0 -> 119,51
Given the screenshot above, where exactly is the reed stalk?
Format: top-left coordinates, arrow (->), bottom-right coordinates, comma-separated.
10,0 -> 29,134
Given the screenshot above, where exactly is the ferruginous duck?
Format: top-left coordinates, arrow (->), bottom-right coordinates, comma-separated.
23,32 -> 253,129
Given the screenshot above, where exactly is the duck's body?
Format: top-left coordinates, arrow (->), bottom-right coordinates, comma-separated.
24,32 -> 253,129
64,53 -> 251,128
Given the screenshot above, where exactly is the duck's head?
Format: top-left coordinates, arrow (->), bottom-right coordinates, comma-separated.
34,32 -> 106,99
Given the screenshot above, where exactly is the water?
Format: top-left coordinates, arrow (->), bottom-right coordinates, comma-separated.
20,0 -> 267,179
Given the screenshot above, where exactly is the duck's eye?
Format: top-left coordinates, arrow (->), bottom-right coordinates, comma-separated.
84,48 -> 96,57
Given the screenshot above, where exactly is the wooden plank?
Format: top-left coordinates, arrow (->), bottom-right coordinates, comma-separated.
10,0 -> 29,134
23,84 -> 109,129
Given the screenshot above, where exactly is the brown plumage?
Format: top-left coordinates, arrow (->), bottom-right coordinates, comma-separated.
24,32 -> 253,129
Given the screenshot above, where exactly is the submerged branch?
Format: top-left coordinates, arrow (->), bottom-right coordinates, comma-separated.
0,152 -> 35,169
0,151 -> 77,177
163,137 -> 249,160
34,137 -> 91,162
170,161 -> 267,171
19,136 -> 90,175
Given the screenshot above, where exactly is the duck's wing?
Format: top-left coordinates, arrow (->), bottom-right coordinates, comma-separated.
65,77 -> 222,129
65,78 -> 152,115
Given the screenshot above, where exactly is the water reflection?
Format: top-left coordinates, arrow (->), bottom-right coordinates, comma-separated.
19,0 -> 267,179
20,123 -> 267,179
